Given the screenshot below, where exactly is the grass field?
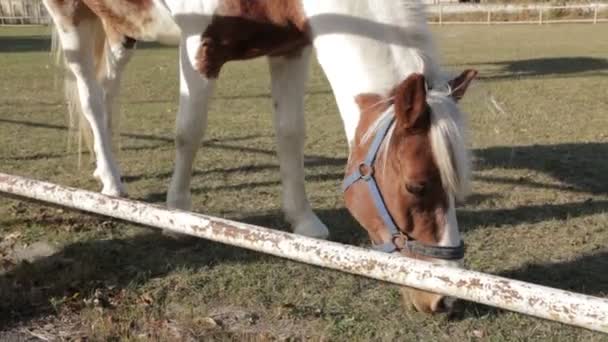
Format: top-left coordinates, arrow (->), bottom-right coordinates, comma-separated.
1,24 -> 607,341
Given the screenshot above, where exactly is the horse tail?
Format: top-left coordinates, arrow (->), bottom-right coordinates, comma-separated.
51,18 -> 108,167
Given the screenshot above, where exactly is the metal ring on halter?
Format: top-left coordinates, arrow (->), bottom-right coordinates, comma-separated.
358,163 -> 373,181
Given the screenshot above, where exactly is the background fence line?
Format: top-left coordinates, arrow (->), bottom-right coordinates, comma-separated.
428,3 -> 608,25
0,0 -> 48,25
1,1 -> 607,26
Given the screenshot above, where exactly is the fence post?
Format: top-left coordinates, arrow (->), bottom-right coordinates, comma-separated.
487,8 -> 491,24
439,5 -> 443,25
594,4 -> 598,24
34,0 -> 42,25
539,7 -> 543,25
7,0 -> 14,25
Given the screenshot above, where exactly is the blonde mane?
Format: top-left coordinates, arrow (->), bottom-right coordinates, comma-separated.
361,89 -> 471,200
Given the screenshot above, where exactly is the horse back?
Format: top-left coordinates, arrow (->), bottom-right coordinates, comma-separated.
45,0 -> 180,44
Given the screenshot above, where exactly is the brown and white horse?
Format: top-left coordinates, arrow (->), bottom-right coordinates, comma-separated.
43,0 -> 476,313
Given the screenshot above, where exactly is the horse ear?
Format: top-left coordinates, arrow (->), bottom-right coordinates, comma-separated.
394,73 -> 428,130
448,69 -> 477,101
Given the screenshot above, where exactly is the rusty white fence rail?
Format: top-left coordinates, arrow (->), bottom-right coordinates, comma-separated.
0,172 -> 607,333
429,3 -> 608,25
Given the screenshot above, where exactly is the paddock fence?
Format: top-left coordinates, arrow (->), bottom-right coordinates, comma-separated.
1,1 -> 608,26
0,172 -> 607,333
0,0 -> 48,25
428,3 -> 608,25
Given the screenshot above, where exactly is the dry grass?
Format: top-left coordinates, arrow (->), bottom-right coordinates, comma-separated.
1,24 -> 608,340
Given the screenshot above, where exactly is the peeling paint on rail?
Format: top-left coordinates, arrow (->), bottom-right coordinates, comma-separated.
0,173 -> 607,333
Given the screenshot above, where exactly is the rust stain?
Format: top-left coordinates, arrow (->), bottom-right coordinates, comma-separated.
360,259 -> 379,272
205,220 -> 287,249
437,276 -> 453,286
528,297 -> 540,307
467,278 -> 483,290
493,281 -> 523,302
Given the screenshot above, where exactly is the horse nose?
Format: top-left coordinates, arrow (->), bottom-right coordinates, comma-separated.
431,296 -> 453,314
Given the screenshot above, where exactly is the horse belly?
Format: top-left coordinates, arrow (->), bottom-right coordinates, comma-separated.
195,0 -> 311,78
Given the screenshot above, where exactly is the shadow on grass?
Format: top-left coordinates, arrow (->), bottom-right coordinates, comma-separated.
215,88 -> 332,101
0,231 -> 264,331
0,35 -> 50,53
457,57 -> 608,80
1,206 -> 606,331
237,208 -> 367,247
459,199 -> 608,233
474,142 -> 608,195
0,36 -> 173,53
459,250 -> 608,320
0,205 -> 364,332
140,170 -> 345,203
3,116 -> 605,230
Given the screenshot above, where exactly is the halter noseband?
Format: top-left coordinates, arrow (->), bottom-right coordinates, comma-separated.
343,110 -> 465,260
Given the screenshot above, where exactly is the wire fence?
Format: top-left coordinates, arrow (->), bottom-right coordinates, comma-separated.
428,3 -> 608,25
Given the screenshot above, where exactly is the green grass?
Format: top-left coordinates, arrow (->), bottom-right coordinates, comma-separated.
1,24 -> 608,340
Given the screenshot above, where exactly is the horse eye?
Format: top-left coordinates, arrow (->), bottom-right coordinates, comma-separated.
406,182 -> 427,196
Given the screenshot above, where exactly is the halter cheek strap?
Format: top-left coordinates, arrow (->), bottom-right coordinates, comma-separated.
343,110 -> 465,260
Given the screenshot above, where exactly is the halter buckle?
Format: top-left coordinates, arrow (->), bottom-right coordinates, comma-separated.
391,233 -> 408,251
358,163 -> 374,181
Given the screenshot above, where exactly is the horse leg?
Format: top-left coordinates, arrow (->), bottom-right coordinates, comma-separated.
54,19 -> 125,196
167,35 -> 216,211
268,48 -> 330,239
100,33 -> 135,141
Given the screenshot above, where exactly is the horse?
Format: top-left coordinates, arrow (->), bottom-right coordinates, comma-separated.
43,0 -> 476,314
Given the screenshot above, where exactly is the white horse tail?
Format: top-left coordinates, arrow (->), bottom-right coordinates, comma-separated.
51,19 -> 108,167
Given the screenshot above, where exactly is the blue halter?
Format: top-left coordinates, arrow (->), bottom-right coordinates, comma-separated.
343,110 -> 464,260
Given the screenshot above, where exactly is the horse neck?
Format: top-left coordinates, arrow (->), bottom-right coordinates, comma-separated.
304,1 -> 441,146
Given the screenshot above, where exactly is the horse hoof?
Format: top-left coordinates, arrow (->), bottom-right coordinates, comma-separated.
294,215 -> 330,239
101,185 -> 127,197
167,195 -> 192,211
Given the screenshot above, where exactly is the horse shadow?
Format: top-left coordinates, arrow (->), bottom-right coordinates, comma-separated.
0,35 -> 173,53
454,142 -> 608,233
458,250 -> 608,320
0,205 -> 365,332
473,142 -> 608,195
1,203 -> 605,331
2,140 -> 607,330
468,57 -> 608,80
0,35 -> 50,53
0,230 -> 263,331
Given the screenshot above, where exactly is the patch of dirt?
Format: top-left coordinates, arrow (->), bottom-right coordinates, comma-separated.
197,306 -> 315,341
1,239 -> 58,275
0,314 -> 86,342
10,242 -> 58,264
